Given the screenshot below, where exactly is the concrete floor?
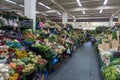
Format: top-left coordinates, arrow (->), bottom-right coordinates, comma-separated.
46,42 -> 101,80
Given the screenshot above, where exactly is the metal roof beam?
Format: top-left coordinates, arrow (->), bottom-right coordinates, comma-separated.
111,9 -> 120,18
50,0 -> 74,18
68,6 -> 120,12
61,0 -> 100,5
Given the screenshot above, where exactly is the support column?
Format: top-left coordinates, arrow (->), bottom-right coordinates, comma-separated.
62,12 -> 68,24
109,18 -> 113,27
24,0 -> 36,31
118,14 -> 120,23
73,18 -> 76,28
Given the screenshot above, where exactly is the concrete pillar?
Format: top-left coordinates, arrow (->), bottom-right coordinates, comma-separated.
62,12 -> 68,24
24,0 -> 36,31
73,18 -> 76,28
109,18 -> 113,27
118,14 -> 120,23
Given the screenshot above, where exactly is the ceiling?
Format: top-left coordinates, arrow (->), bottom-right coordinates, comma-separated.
0,0 -> 120,19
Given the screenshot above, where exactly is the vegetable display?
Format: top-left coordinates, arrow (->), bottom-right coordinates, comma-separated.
0,16 -> 83,80
0,64 -> 9,80
15,50 -> 28,59
94,25 -> 120,80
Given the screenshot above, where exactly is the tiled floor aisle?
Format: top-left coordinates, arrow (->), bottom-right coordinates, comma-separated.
46,42 -> 101,80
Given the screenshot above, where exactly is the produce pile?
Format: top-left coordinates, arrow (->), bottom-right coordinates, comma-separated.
0,37 -> 48,80
8,51 -> 47,79
0,19 -> 84,80
94,26 -> 120,80
23,29 -> 36,43
103,58 -> 120,80
0,64 -> 9,80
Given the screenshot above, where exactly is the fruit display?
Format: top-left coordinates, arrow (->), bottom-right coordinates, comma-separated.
12,59 -> 25,66
44,40 -> 66,54
28,52 -> 38,64
9,62 -> 16,69
22,63 -> 35,74
38,59 -> 47,67
16,65 -> 24,73
23,29 -> 36,43
0,64 -> 9,80
15,49 -> 28,59
28,52 -> 47,66
0,15 -> 83,80
24,29 -> 35,38
9,73 -> 19,80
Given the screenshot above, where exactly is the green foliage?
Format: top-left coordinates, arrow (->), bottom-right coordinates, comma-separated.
110,59 -> 120,66
103,66 -> 116,80
32,44 -> 50,52
48,35 -> 57,42
112,31 -> 117,39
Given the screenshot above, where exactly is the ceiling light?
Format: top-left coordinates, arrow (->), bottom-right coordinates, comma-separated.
39,2 -> 45,6
57,12 -> 62,15
103,0 -> 108,5
36,11 -> 41,14
36,11 -> 48,16
45,6 -> 51,10
82,11 -> 85,14
39,2 -> 51,10
19,4 -> 24,7
73,16 -> 75,18
42,13 -> 48,16
5,0 -> 17,4
99,9 -> 103,14
76,0 -> 82,7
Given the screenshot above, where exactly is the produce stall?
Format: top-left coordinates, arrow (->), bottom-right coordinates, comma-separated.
94,25 -> 120,80
0,11 -> 84,80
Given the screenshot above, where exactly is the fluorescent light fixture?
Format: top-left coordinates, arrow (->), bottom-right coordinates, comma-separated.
42,13 -> 48,16
36,11 -> 41,14
5,0 -> 17,4
39,2 -> 45,6
57,12 -> 62,15
73,16 -> 75,18
39,2 -> 51,10
99,9 -> 103,14
82,11 -> 85,14
76,0 -> 82,7
103,0 -> 108,5
45,6 -> 51,10
19,4 -> 24,7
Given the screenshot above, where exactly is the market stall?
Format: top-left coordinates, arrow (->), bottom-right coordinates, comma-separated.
0,11 -> 85,80
94,25 -> 120,80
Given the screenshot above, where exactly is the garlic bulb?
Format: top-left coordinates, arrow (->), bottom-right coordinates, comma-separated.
0,64 -> 9,80
0,77 -> 4,80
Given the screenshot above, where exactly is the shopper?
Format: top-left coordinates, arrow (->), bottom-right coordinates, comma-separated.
86,32 -> 91,41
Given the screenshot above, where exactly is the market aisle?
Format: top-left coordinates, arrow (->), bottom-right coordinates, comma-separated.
46,42 -> 101,80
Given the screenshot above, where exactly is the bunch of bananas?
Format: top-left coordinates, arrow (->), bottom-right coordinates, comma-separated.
15,50 -> 28,59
